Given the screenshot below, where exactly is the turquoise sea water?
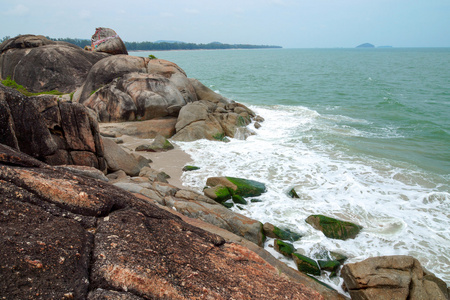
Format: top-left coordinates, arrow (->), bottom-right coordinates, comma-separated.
134,49 -> 450,290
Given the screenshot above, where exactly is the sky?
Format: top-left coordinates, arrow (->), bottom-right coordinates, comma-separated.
1,0 -> 449,48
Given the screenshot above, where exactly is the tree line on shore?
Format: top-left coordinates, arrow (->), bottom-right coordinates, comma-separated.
0,36 -> 281,51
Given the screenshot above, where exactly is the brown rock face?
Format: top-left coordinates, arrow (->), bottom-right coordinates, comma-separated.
0,143 -> 326,300
91,27 -> 128,55
73,55 -> 198,122
0,84 -> 106,172
341,255 -> 448,300
0,196 -> 92,299
91,208 -> 322,299
0,35 -> 108,93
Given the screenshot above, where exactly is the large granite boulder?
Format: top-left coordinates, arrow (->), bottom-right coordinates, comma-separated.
73,55 -> 198,121
102,137 -> 142,176
0,84 -> 106,171
90,27 -> 128,55
341,255 -> 448,300
0,143 -> 326,300
172,99 -> 256,141
0,35 -> 108,93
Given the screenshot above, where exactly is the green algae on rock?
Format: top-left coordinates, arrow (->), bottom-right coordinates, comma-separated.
305,215 -> 362,240
263,222 -> 302,242
292,253 -> 321,276
274,239 -> 296,257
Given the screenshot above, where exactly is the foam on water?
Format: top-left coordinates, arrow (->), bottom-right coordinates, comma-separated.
178,105 -> 450,290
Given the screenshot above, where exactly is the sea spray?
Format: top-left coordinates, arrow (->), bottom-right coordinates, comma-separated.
179,105 -> 450,290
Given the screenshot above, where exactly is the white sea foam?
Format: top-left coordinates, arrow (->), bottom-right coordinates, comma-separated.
178,104 -> 450,289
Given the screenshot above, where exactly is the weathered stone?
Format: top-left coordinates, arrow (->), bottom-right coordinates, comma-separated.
0,84 -> 57,157
90,208 -> 320,299
74,56 -> 197,118
288,187 -> 300,198
232,194 -> 248,205
0,197 -> 92,299
88,288 -> 145,300
84,72 -> 188,122
56,165 -> 109,181
293,253 -> 322,276
188,78 -> 232,104
206,176 -> 267,197
139,166 -> 169,183
274,239 -> 296,257
306,215 -> 363,240
0,35 -> 108,93
100,118 -> 178,139
90,27 -> 128,55
170,198 -> 265,246
317,260 -> 341,273
182,165 -> 200,172
102,137 -> 141,176
341,255 -> 447,300
203,185 -> 232,203
263,222 -> 302,241
135,134 -> 174,152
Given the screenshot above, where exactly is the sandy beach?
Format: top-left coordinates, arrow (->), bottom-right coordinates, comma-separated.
106,133 -> 193,189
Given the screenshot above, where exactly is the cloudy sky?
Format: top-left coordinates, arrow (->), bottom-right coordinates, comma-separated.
1,0 -> 449,48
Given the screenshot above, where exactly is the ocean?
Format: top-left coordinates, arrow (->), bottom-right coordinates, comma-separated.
133,48 -> 450,291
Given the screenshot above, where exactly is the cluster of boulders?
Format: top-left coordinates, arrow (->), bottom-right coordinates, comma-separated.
0,31 -> 448,299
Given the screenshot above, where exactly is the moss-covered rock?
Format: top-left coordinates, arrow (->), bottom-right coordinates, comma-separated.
206,177 -> 266,198
182,165 -> 200,172
232,195 -> 248,205
250,199 -> 263,203
329,251 -> 348,264
305,215 -> 362,240
292,253 -> 321,276
318,259 -> 341,273
263,223 -> 302,242
203,185 -> 231,203
225,177 -> 266,197
288,187 -> 300,198
222,202 -> 234,209
274,239 -> 295,257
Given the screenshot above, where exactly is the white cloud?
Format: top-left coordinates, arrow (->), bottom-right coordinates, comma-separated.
4,4 -> 30,16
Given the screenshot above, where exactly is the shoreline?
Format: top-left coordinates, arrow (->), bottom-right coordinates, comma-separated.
110,134 -> 192,189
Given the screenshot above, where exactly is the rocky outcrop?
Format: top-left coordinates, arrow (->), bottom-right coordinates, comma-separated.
102,137 -> 141,176
0,35 -> 108,93
305,215 -> 363,240
90,27 -> 128,55
0,143 -> 328,300
0,84 -> 106,171
172,100 -> 256,141
341,255 -> 448,300
73,55 -> 198,121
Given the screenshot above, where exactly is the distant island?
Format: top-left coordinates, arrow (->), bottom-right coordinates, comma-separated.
43,37 -> 282,51
356,43 -> 375,48
356,43 -> 394,49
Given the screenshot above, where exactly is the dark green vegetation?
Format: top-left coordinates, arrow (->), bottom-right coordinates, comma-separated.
1,76 -> 64,97
0,36 -> 281,51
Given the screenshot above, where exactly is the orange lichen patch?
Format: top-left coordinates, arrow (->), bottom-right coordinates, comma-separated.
102,264 -> 185,299
3,168 -> 107,214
